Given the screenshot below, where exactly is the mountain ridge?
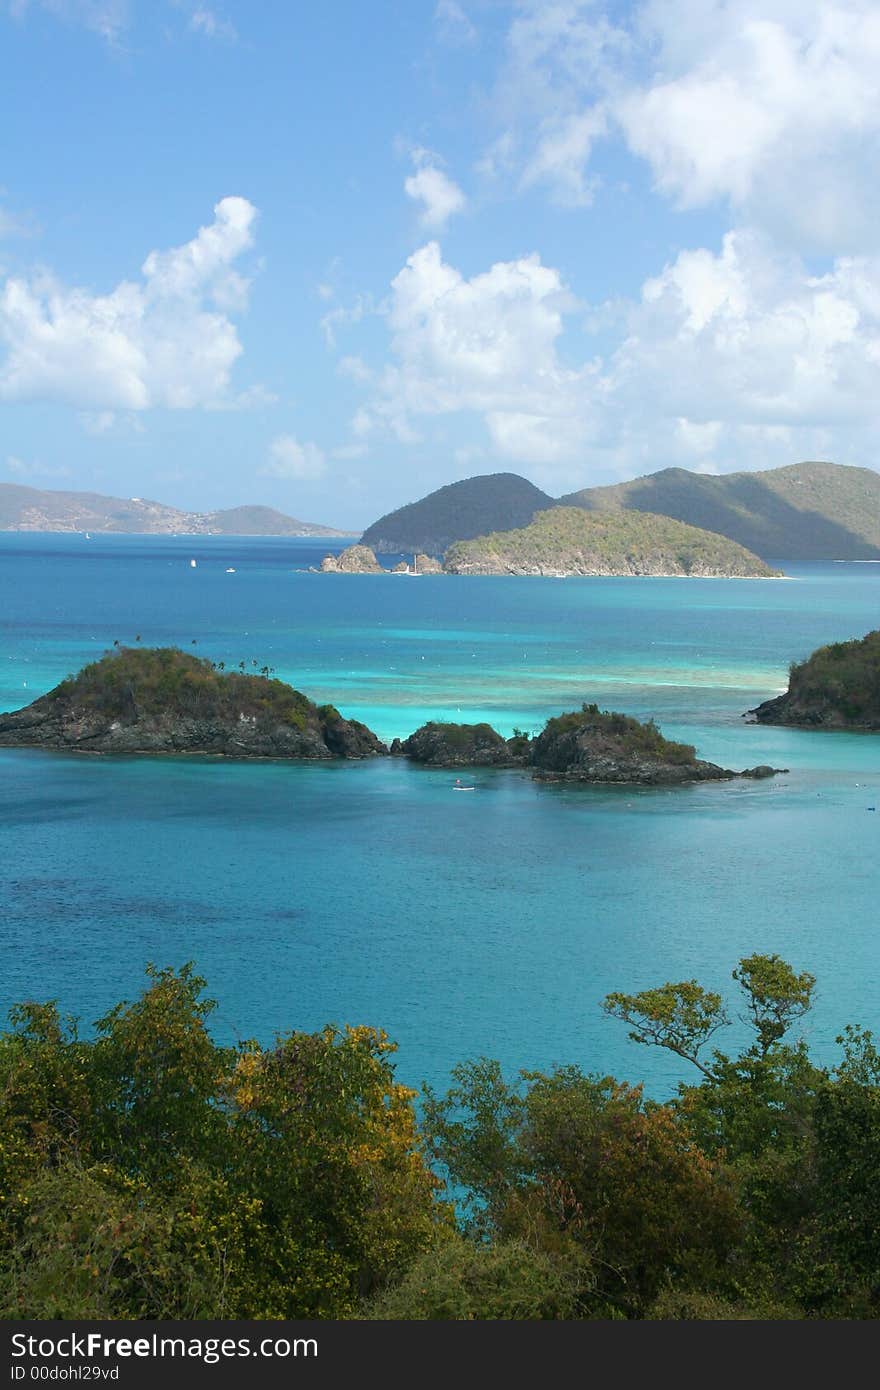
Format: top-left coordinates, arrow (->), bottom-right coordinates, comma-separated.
359,461 -> 880,561
561,461 -> 880,561
0,483 -> 350,536
360,472 -> 554,554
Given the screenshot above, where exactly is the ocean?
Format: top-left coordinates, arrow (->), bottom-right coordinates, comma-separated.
1,532 -> 878,1097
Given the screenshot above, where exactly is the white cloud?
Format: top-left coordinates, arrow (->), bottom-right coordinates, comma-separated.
434,0 -> 477,47
482,0 -> 628,207
404,155 -> 466,230
615,230 -> 880,430
337,355 -> 373,384
188,6 -> 236,41
331,442 -> 368,461
478,2 -> 880,253
520,109 -> 607,206
5,453 -> 72,481
618,1 -> 880,251
357,231 -> 880,487
363,241 -> 599,482
0,196 -> 260,410
261,434 -> 326,481
320,293 -> 374,349
8,0 -> 129,42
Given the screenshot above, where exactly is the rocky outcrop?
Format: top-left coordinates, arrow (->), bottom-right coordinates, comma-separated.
320,545 -> 383,573
0,648 -> 386,759
390,722 -> 529,768
529,706 -> 785,784
748,630 -> 880,730
413,553 -> 442,574
391,706 -> 785,784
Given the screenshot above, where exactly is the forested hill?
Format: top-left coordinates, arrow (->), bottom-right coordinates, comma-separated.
360,472 -> 554,554
560,461 -> 880,562
443,507 -> 780,578
0,484 -> 347,536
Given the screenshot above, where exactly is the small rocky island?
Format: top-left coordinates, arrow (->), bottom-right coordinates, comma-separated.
0,647 -> 386,758
320,545 -> 384,573
320,545 -> 442,574
443,507 -> 780,578
394,705 -> 782,785
0,649 -> 784,783
749,629 -> 880,729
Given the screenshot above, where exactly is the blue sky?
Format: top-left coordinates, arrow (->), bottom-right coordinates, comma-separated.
2,1 -> 879,528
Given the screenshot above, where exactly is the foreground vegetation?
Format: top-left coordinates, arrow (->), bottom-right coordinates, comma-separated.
1,955 -> 878,1319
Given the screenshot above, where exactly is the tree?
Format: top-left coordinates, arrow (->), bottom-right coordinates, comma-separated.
602,981 -> 728,1079
603,954 -> 816,1078
732,954 -> 815,1057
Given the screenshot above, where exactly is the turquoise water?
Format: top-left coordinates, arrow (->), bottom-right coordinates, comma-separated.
1,534 -> 879,1096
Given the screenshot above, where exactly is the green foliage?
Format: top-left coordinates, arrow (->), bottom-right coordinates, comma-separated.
444,506 -> 777,576
3,955 -> 880,1320
604,981 -> 728,1078
47,646 -> 317,730
539,703 -> 697,766
424,1064 -> 739,1318
604,953 -> 816,1079
785,629 -> 880,725
0,968 -> 448,1320
365,1236 -> 586,1320
732,954 -> 815,1056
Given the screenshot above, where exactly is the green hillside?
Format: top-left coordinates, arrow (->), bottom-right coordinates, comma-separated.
561,462 -> 880,561
360,472 -> 554,554
750,629 -> 880,728
443,507 -> 779,577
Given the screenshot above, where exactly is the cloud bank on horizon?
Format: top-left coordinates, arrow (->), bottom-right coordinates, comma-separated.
1,0 -> 880,525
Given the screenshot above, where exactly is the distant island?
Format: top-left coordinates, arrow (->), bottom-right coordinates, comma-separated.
358,461 -> 880,562
0,647 -> 384,758
0,483 -> 349,536
0,649 -> 783,784
323,511 -> 778,579
443,507 -> 779,578
749,629 -> 880,730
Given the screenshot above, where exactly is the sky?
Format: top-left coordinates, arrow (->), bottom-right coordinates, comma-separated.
2,1 -> 880,529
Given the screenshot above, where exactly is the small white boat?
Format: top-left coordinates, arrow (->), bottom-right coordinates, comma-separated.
226,567 -> 236,573
190,559 -> 197,568
453,779 -> 475,791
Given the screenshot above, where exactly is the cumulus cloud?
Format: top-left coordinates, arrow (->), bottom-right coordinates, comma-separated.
0,196 -> 259,410
356,233 -> 880,485
615,230 -> 880,430
619,0 -> 880,251
261,434 -> 326,481
404,153 -> 466,230
360,241 -> 599,477
484,1 -> 880,252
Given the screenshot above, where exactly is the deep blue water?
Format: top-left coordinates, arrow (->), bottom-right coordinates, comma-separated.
1,533 -> 878,1097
